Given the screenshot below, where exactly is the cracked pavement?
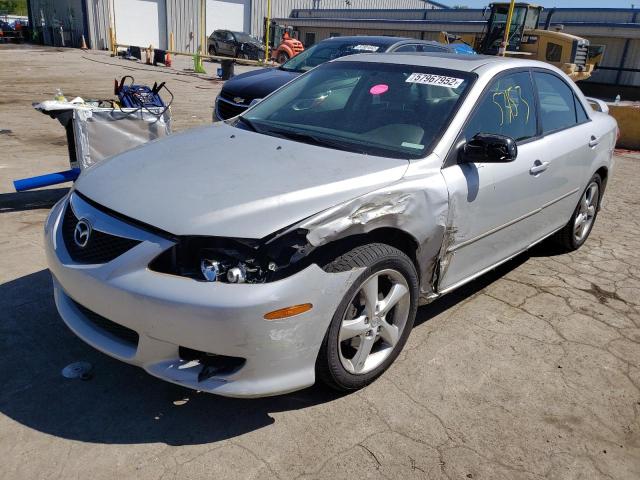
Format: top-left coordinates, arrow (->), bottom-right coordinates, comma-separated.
1,46 -> 639,479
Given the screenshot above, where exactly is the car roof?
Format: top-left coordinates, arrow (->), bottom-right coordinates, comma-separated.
319,35 -> 411,46
318,36 -> 460,52
334,51 -> 549,73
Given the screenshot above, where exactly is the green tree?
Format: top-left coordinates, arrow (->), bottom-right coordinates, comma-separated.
0,0 -> 28,16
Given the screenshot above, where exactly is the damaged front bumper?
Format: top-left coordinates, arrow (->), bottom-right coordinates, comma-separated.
44,193 -> 360,397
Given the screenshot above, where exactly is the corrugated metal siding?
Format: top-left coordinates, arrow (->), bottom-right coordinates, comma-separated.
293,8 -> 441,20
618,38 -> 640,86
85,0 -> 111,50
250,0 -> 441,41
540,9 -> 636,25
166,0 -> 203,53
296,26 -> 424,43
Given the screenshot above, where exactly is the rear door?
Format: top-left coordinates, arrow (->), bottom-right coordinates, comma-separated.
438,69 -> 550,292
530,70 -> 599,233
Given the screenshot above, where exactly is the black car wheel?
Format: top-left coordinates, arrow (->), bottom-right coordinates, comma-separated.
552,173 -> 602,252
316,243 -> 419,392
277,51 -> 290,64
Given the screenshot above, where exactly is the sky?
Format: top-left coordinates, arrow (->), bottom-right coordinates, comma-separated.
449,1 -> 636,7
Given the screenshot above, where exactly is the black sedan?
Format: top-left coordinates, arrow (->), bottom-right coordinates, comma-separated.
214,35 -> 476,120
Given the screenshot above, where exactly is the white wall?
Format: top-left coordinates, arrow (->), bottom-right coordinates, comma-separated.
206,0 -> 250,36
113,0 -> 167,49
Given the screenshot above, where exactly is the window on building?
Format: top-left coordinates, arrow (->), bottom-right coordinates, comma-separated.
304,32 -> 316,47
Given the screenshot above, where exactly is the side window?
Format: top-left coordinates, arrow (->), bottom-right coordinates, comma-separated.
576,98 -> 590,123
417,45 -> 447,53
545,43 -> 562,62
304,32 -> 316,47
226,32 -> 235,42
464,71 -> 537,142
393,44 -> 418,53
534,72 -> 579,133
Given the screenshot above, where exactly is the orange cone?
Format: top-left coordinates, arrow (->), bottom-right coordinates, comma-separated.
80,34 -> 88,50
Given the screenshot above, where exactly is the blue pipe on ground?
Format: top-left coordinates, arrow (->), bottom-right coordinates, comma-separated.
13,168 -> 80,192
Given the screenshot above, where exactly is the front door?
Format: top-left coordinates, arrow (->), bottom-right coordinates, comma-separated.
438,69 -> 550,292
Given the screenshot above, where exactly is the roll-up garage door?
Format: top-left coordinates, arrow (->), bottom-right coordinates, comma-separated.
206,0 -> 250,36
113,0 -> 167,50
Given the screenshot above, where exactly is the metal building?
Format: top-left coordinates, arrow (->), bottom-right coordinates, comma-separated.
276,7 -> 640,87
28,0 -> 445,53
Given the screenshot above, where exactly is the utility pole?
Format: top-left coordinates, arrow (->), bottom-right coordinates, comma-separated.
264,0 -> 271,62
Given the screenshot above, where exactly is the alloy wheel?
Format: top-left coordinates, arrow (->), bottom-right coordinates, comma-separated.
338,269 -> 411,375
573,181 -> 599,243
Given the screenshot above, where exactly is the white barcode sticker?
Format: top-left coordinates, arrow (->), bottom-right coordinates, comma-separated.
405,73 -> 464,88
353,44 -> 380,52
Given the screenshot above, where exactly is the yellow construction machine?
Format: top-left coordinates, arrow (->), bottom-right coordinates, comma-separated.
440,2 -> 604,81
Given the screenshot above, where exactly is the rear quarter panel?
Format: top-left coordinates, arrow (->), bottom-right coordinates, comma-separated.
587,111 -> 617,192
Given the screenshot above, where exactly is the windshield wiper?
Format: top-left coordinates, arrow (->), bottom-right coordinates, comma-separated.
261,128 -> 367,154
235,116 -> 258,132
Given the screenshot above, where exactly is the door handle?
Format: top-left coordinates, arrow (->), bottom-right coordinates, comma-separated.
530,160 -> 549,175
588,135 -> 600,148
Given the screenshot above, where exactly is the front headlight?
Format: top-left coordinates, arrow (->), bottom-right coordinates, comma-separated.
149,229 -> 311,283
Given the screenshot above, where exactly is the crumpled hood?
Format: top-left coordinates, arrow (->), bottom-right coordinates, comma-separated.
221,68 -> 300,100
74,123 -> 408,238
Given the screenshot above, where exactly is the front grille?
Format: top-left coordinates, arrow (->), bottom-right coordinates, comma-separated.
62,204 -> 141,264
216,97 -> 248,120
574,44 -> 588,66
72,299 -> 139,347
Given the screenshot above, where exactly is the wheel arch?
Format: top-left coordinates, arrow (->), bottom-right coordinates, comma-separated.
310,227 -> 422,281
595,165 -> 608,198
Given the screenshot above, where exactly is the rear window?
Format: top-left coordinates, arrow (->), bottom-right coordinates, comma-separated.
280,41 -> 389,73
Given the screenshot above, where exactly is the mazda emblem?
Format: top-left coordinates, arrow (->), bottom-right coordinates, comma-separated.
74,219 -> 92,248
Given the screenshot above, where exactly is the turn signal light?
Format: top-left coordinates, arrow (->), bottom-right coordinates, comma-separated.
264,303 -> 313,320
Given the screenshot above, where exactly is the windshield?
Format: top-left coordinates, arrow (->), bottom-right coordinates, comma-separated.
280,40 -> 388,73
240,61 -> 474,159
233,32 -> 256,44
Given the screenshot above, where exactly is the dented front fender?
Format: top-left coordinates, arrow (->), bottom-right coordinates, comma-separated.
294,161 -> 450,301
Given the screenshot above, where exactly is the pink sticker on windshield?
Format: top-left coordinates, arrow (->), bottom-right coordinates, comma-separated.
369,84 -> 389,95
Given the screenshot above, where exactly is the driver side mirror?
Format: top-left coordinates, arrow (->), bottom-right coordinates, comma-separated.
462,133 -> 517,163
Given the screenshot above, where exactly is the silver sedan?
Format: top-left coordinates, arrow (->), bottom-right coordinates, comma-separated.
44,53 -> 617,397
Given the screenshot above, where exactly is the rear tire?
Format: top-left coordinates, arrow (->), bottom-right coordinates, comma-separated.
316,243 -> 419,392
552,173 -> 602,252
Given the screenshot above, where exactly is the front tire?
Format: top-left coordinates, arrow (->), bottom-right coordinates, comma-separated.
277,51 -> 290,64
316,243 -> 419,392
553,173 -> 602,251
